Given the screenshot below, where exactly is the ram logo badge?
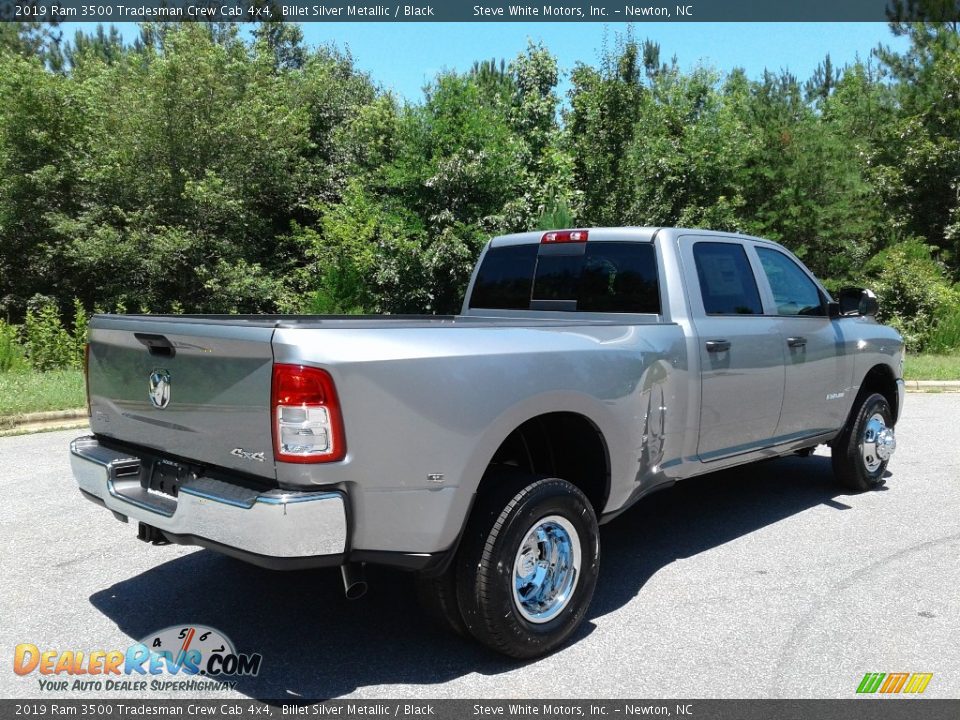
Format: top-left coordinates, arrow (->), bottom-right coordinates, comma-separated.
148,369 -> 171,409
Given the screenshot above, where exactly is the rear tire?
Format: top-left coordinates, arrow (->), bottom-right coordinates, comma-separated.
831,392 -> 895,491
455,473 -> 600,659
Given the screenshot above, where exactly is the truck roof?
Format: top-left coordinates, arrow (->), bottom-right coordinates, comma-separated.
489,226 -> 780,248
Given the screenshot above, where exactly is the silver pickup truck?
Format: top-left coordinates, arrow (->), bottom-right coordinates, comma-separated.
71,227 -> 904,658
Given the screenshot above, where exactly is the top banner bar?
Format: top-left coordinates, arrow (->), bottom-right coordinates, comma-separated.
3,0 -> 960,22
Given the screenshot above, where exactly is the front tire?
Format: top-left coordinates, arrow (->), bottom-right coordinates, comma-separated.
456,475 -> 600,659
831,392 -> 896,491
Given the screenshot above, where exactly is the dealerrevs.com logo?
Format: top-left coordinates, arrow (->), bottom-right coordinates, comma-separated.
13,625 -> 262,693
856,672 -> 934,695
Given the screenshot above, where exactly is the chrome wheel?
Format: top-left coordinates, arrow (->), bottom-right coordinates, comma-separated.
833,393 -> 894,492
861,412 -> 896,473
512,515 -> 581,624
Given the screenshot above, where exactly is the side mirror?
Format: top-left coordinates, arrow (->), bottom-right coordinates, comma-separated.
859,289 -> 879,317
835,287 -> 878,318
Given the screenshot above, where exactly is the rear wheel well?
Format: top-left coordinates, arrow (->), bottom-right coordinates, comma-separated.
857,364 -> 899,423
480,412 -> 610,516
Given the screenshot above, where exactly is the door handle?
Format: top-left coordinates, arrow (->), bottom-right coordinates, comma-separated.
705,339 -> 731,353
787,336 -> 807,348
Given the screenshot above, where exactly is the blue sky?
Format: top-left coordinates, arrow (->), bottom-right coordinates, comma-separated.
300,23 -> 906,98
62,22 -> 907,101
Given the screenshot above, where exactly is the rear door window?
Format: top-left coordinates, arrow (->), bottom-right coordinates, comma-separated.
692,242 -> 764,315
470,242 -> 660,313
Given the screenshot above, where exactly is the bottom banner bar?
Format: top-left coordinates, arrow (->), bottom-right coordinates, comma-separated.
3,699 -> 960,720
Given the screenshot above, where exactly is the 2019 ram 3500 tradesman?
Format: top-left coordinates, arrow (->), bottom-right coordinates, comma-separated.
71,227 -> 904,658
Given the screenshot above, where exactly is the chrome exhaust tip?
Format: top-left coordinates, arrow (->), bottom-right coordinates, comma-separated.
340,563 -> 368,600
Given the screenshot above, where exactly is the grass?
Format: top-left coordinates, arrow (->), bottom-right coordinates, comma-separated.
0,370 -> 86,416
903,352 -> 960,381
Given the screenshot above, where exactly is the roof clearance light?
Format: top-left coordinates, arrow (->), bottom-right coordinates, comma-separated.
541,230 -> 589,244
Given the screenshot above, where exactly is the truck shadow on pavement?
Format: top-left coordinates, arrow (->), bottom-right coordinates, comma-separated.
89,454 -> 870,701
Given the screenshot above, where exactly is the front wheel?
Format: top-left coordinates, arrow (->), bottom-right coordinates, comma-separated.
831,392 -> 897,491
456,476 -> 600,659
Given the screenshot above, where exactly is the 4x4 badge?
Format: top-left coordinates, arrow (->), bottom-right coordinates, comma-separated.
148,369 -> 171,409
231,448 -> 265,462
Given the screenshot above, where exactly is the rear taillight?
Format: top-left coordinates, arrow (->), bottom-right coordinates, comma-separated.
83,343 -> 91,417
271,364 -> 346,463
541,230 -> 588,244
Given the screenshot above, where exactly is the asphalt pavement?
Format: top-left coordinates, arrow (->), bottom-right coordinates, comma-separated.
1,393 -> 957,700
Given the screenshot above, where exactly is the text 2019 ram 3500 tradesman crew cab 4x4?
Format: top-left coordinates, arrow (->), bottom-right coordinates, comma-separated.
71,227 -> 904,658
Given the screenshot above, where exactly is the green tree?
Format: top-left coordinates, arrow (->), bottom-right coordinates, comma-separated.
0,51 -> 81,317
252,19 -> 307,71
566,33 -> 647,225
39,25 -> 374,314
0,21 -> 63,69
875,23 -> 960,270
63,24 -> 125,69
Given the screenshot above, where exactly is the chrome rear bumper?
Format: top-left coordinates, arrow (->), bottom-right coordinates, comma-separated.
70,436 -> 347,563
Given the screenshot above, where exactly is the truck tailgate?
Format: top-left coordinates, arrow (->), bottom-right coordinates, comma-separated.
87,316 -> 277,480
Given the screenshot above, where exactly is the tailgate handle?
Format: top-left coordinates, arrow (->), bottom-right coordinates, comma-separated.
135,333 -> 176,358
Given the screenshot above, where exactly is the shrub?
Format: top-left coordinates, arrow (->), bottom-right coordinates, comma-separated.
927,305 -> 960,354
23,295 -> 76,371
71,298 -> 90,368
0,321 -> 26,373
863,240 -> 959,351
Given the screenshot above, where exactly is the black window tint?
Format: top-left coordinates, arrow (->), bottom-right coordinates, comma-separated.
693,242 -> 763,315
470,241 -> 660,313
469,244 -> 538,309
578,243 -> 660,313
756,247 -> 825,316
532,254 -> 583,301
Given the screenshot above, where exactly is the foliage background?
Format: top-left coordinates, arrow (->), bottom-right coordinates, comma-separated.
2,19 -> 960,367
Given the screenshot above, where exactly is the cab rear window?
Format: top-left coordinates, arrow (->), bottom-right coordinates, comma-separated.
469,242 -> 660,314
469,244 -> 539,310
